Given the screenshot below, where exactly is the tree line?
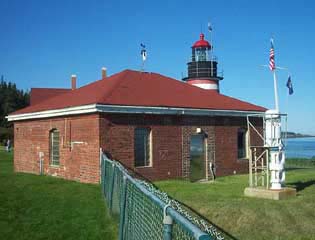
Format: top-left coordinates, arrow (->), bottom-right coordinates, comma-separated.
0,76 -> 30,143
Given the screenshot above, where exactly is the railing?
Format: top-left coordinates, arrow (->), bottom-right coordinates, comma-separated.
249,147 -> 269,188
188,68 -> 224,79
188,56 -> 218,62
100,153 -> 225,240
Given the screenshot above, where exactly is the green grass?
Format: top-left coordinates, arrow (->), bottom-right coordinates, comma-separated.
156,167 -> 315,240
0,148 -> 118,240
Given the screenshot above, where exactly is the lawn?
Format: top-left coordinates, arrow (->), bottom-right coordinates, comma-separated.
0,148 -> 118,240
156,165 -> 315,240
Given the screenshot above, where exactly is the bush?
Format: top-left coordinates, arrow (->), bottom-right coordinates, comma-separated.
286,158 -> 315,168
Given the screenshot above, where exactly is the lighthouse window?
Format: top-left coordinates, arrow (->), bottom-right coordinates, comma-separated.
237,128 -> 248,159
134,128 -> 152,167
196,48 -> 207,61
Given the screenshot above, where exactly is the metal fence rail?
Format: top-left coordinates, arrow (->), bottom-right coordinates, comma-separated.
101,154 -> 225,240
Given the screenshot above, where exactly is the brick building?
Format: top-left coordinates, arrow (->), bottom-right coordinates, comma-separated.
8,34 -> 265,183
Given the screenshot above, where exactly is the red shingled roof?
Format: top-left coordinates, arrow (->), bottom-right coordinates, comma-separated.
11,69 -> 265,115
30,88 -> 71,105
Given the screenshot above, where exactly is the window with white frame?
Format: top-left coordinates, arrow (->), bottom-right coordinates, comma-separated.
237,128 -> 248,159
134,128 -> 152,167
50,129 -> 60,166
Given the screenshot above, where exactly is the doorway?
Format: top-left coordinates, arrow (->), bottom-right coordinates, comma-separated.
190,134 -> 206,182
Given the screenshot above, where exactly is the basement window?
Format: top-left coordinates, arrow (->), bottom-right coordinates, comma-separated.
50,129 -> 60,166
237,128 -> 248,159
134,128 -> 152,167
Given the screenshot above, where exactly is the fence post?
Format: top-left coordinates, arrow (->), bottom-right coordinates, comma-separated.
99,148 -> 103,184
109,163 -> 116,212
102,155 -> 109,198
163,205 -> 173,240
101,155 -> 104,194
119,175 -> 128,240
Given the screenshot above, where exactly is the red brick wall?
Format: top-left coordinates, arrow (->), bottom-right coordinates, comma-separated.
100,114 -> 263,181
214,117 -> 264,176
14,114 -> 100,183
13,112 -> 263,183
99,114 -> 182,181
214,117 -> 246,176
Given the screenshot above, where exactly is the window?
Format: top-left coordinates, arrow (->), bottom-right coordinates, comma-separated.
237,128 -> 247,159
134,128 -> 152,167
196,47 -> 207,61
50,129 -> 60,166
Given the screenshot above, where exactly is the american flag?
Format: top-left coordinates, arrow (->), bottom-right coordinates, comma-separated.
269,40 -> 275,71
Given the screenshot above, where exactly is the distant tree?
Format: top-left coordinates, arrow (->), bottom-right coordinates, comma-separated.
0,76 -> 30,143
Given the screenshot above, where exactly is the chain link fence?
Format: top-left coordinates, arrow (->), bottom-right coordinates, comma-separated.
101,154 -> 225,240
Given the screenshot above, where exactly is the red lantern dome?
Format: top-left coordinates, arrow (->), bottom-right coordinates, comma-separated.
192,33 -> 211,49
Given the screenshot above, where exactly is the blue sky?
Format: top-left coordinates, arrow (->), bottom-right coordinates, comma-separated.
1,0 -> 314,134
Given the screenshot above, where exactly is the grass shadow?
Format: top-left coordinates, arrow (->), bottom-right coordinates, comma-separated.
287,180 -> 315,192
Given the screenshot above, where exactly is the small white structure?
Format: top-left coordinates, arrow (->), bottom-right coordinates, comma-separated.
265,109 -> 285,190
244,39 -> 296,199
245,111 -> 296,200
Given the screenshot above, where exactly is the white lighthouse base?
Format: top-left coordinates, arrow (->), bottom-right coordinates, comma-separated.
244,187 -> 296,200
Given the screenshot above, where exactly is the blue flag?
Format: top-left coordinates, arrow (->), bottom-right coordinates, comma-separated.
286,76 -> 293,95
208,22 -> 212,32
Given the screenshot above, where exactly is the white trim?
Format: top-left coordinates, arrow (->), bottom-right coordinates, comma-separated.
7,103 -> 265,121
192,83 -> 218,90
7,104 -> 98,121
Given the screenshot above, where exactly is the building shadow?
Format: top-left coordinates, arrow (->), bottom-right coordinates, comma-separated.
287,180 -> 315,192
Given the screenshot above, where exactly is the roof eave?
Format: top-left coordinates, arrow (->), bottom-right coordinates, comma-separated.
96,104 -> 265,117
6,104 -> 266,122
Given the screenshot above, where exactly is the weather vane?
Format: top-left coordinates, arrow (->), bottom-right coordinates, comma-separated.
140,43 -> 147,71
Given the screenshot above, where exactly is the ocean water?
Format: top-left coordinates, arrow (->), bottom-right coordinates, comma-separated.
285,137 -> 315,159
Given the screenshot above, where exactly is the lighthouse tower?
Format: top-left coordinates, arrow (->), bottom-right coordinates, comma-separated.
183,33 -> 223,91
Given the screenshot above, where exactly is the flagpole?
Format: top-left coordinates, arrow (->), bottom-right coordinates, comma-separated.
210,31 -> 213,77
141,59 -> 145,72
273,69 -> 279,111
